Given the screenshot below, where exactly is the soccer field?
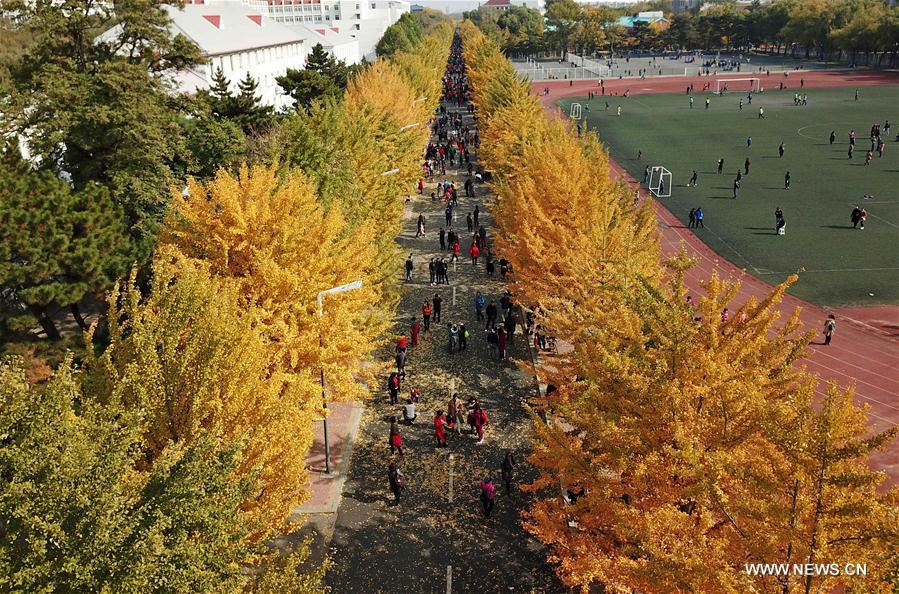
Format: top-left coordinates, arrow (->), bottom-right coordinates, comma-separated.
559,85 -> 899,307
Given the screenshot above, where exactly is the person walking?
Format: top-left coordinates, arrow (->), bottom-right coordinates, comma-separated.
486,300 -> 498,330
480,476 -> 496,518
784,171 -> 791,190
779,142 -> 785,157
389,416 -> 404,456
829,130 -> 836,145
475,291 -> 485,321
459,323 -> 468,352
695,207 -> 704,228
405,254 -> 413,281
746,137 -> 752,150
717,158 -> 724,174
433,293 -> 443,324
504,312 -> 516,346
439,227 -> 446,250
688,208 -> 696,228
395,348 -> 406,379
451,239 -> 460,262
469,242 -> 480,266
758,107 -> 764,119
473,205 -> 480,228
388,372 -> 400,404
744,157 -> 751,175
733,178 -> 740,199
466,212 -> 473,233
474,404 -> 489,444
497,327 -> 507,361
411,317 -> 420,348
422,300 -> 432,332
388,462 -> 405,505
501,450 -> 516,494
448,392 -> 463,434
688,170 -> 698,187
445,204 -> 452,227
774,207 -> 784,232
434,410 -> 448,448
823,314 -> 836,346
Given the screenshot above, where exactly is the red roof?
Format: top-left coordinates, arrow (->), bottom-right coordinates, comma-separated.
483,0 -> 511,6
247,14 -> 262,25
202,14 -> 221,28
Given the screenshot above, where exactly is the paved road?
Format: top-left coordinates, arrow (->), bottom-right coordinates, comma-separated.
325,89 -> 564,593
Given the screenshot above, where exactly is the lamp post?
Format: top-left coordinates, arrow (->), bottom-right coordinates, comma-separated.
317,280 -> 363,474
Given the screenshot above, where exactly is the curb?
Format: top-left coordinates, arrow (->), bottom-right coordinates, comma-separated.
291,401 -> 364,516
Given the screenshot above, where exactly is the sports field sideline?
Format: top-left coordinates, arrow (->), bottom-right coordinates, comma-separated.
559,84 -> 899,307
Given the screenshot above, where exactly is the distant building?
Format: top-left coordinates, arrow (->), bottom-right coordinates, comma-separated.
180,0 -> 407,61
478,0 -> 540,14
672,0 -> 699,12
480,0 -> 511,13
106,3 -> 309,108
615,10 -> 669,29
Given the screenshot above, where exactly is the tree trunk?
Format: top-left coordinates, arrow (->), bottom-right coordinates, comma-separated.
28,304 -> 61,340
70,302 -> 89,331
780,479 -> 800,594
804,444 -> 828,594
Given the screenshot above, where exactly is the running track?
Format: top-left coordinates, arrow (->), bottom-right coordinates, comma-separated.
534,70 -> 899,486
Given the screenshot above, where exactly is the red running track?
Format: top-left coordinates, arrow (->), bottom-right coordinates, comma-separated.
534,70 -> 899,486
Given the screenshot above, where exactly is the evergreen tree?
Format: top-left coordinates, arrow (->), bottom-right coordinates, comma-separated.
0,146 -> 133,338
276,44 -> 352,111
1,0 -> 204,262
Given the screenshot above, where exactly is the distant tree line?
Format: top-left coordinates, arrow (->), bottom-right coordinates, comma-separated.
469,0 -> 899,67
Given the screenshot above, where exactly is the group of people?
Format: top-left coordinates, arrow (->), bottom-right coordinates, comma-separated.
387,38 -> 521,519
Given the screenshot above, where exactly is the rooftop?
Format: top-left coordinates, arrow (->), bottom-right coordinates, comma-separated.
163,3 -> 305,55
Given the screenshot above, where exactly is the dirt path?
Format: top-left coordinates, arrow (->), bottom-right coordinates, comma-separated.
536,70 -> 899,487
324,86 -> 562,592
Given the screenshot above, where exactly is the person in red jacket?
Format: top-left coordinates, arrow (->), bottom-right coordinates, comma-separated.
417,178 -> 424,194
434,410 -> 448,447
473,404 -> 488,444
389,416 -> 404,455
469,242 -> 480,266
422,300 -> 432,331
411,317 -> 420,347
451,239 -> 460,262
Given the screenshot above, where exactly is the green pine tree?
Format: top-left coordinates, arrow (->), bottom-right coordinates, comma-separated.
0,147 -> 133,339
276,43 -> 352,111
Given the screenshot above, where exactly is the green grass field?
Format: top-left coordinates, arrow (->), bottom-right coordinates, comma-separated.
559,85 -> 899,307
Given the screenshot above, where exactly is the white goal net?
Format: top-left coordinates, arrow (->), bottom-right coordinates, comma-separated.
715,78 -> 761,95
649,166 -> 672,198
569,102 -> 582,120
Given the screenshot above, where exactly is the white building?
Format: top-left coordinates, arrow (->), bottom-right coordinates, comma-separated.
102,0 -> 407,106
163,3 -> 308,108
233,0 -> 409,60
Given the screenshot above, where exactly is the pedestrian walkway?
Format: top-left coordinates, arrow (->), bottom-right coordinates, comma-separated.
324,41 -> 561,593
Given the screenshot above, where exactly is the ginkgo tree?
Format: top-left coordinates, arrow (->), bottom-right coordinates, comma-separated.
85,251 -> 310,534
163,165 -> 388,410
459,21 -> 897,593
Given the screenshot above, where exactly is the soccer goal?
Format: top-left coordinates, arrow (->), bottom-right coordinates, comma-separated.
648,166 -> 672,198
569,102 -> 582,120
715,77 -> 760,95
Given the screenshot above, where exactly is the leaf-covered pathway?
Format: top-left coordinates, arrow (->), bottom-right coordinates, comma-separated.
325,66 -> 563,594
